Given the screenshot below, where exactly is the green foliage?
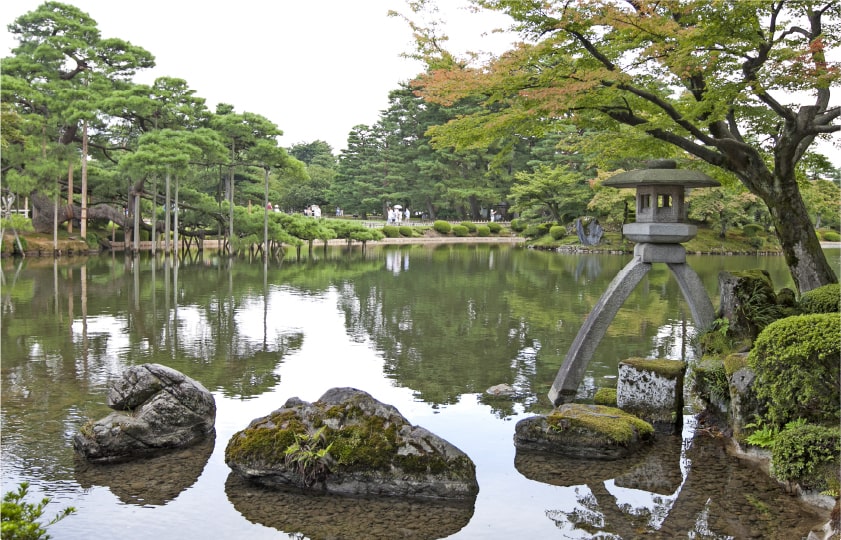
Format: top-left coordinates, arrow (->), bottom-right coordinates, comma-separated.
742,224 -> 763,237
433,220 -> 451,234
487,222 -> 502,233
284,426 -> 333,487
510,165 -> 592,224
771,422 -> 841,493
820,230 -> 840,242
459,221 -> 477,233
549,225 -> 567,240
381,225 -> 400,238
1,482 -> 75,540
411,0 -> 839,294
798,283 -> 840,314
748,314 -> 841,428
745,421 -> 779,449
0,216 -> 34,232
398,225 -> 413,237
476,225 -> 490,237
689,357 -> 730,406
509,219 -> 526,232
523,223 -> 551,239
451,225 -> 469,237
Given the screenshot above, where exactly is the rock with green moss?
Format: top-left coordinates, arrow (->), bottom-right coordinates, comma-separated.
225,387 -> 478,499
593,387 -> 617,406
717,270 -> 784,342
617,358 -> 686,434
513,404 -> 654,460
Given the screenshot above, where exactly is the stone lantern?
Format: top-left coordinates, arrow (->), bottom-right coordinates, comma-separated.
548,160 -> 719,406
604,159 -> 720,260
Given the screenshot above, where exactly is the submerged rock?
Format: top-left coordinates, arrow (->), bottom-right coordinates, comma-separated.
225,387 -> 478,499
513,403 -> 654,460
73,363 -> 216,463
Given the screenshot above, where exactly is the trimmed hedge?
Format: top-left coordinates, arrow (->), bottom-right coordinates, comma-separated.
452,225 -> 469,237
488,222 -> 502,234
549,225 -> 567,240
433,220 -> 452,234
747,314 -> 841,428
821,230 -> 840,242
771,423 -> 840,492
510,219 -> 526,232
398,226 -> 413,237
381,225 -> 400,238
460,221 -> 477,233
476,225 -> 490,237
799,283 -> 840,314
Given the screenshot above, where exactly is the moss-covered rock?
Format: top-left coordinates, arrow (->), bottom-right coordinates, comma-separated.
513,404 -> 654,460
617,358 -> 686,434
717,270 -> 784,342
594,388 -> 617,406
225,387 -> 478,499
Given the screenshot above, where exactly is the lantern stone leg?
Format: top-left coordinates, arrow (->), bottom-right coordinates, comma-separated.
548,255 -> 715,407
548,257 -> 652,406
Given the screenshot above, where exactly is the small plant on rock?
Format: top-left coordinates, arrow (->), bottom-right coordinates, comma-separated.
284,426 -> 334,487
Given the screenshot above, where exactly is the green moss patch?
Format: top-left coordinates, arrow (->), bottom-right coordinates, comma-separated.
622,358 -> 686,379
546,404 -> 654,445
594,388 -> 617,406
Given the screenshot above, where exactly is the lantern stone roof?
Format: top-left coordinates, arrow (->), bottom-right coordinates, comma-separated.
603,159 -> 720,188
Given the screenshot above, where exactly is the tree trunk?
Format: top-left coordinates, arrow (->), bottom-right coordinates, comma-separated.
763,182 -> 836,294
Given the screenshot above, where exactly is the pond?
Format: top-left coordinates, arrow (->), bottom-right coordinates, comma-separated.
1,244 -> 836,539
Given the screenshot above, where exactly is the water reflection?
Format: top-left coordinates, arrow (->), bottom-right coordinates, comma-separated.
1,247 -> 835,539
225,473 -> 476,539
74,434 -> 215,506
515,417 -> 826,538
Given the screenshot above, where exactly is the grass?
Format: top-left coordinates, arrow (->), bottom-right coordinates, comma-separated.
525,226 -> 782,254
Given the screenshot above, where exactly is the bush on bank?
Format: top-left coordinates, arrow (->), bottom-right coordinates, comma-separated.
747,314 -> 840,429
433,220 -> 451,234
798,283 -> 840,314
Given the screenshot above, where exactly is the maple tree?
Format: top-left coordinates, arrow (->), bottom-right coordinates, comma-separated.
411,0 -> 839,293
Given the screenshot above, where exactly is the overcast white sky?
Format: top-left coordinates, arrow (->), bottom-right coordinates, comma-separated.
1,0 -> 514,153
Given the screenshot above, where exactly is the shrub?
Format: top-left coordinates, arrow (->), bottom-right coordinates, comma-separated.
1,482 -> 75,540
476,225 -> 490,237
549,225 -> 567,240
398,226 -> 413,237
747,314 -> 841,428
451,225 -> 469,237
460,221 -> 477,233
509,219 -> 527,232
742,223 -> 763,237
487,222 -> 502,234
821,230 -> 840,242
799,283 -> 840,314
0,215 -> 35,232
433,220 -> 451,234
771,422 -> 840,493
523,223 -> 551,238
381,225 -> 400,238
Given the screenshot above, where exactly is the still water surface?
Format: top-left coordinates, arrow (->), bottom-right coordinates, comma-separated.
1,245 -> 835,539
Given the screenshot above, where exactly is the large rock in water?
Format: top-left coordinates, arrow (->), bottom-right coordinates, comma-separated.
514,404 -> 654,460
225,387 -> 479,499
73,363 -> 216,463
